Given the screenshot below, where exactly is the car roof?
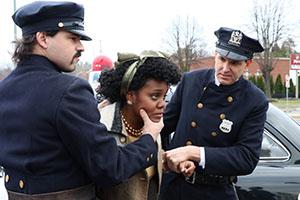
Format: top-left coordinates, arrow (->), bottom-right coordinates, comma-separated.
266,103 -> 300,150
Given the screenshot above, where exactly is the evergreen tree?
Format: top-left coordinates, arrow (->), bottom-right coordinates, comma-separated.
270,76 -> 274,96
248,75 -> 257,85
274,74 -> 284,98
256,76 -> 266,93
288,79 -> 295,97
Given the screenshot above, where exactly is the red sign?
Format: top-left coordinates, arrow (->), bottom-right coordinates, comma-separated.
290,54 -> 300,70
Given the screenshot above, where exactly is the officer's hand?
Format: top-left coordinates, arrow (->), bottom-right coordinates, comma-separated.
162,152 -> 170,172
179,161 -> 196,177
163,146 -> 200,173
140,109 -> 164,142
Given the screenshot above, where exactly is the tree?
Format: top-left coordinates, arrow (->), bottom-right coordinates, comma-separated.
272,38 -> 298,58
270,76 -> 274,95
274,74 -> 284,98
288,79 -> 295,97
256,75 -> 266,93
163,16 -> 207,72
250,0 -> 292,98
249,75 -> 257,85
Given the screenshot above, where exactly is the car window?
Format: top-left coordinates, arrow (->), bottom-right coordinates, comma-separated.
260,130 -> 290,161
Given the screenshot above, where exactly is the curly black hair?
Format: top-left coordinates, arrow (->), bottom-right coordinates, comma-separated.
97,57 -> 181,104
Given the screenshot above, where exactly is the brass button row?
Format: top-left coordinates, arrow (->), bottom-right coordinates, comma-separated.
185,132 -> 218,146
4,175 -> 24,189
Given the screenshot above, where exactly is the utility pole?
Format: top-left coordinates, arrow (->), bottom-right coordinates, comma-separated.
13,0 -> 17,41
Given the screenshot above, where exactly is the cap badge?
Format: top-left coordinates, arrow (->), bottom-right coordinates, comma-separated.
228,31 -> 243,47
219,119 -> 233,133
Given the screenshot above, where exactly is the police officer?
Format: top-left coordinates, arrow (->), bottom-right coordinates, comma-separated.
0,1 -> 162,199
159,27 -> 269,200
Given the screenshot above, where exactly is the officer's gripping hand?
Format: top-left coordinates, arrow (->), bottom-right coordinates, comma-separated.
140,109 -> 164,142
163,146 -> 200,173
179,161 -> 196,177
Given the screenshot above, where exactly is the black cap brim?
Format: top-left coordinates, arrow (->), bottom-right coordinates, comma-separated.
68,29 -> 92,41
216,47 -> 248,61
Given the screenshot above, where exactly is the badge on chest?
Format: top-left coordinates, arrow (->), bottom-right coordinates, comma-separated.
219,119 -> 233,133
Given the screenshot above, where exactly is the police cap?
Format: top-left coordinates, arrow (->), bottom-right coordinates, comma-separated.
214,27 -> 263,61
12,1 -> 92,41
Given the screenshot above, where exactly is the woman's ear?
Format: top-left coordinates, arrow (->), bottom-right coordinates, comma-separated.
35,32 -> 48,49
126,91 -> 135,105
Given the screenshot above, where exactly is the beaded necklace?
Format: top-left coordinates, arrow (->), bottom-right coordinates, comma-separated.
121,113 -> 143,137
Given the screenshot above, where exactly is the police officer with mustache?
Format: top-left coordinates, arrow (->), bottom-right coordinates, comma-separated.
0,1 -> 163,199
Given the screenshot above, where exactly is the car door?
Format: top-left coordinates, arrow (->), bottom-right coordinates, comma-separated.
235,123 -> 300,200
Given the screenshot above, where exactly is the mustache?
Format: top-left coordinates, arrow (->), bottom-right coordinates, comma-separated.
74,51 -> 82,58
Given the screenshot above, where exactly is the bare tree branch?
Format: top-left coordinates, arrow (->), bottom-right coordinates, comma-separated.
163,16 -> 207,71
250,0 -> 292,98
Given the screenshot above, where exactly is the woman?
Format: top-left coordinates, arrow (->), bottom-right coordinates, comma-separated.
96,51 -> 195,200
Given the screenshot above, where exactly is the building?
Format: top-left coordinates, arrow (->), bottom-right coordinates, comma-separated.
190,56 -> 292,83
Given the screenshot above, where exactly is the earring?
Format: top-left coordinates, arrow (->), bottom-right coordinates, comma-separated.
127,100 -> 133,105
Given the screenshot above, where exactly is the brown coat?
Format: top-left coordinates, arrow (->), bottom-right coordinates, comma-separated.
97,102 -> 163,200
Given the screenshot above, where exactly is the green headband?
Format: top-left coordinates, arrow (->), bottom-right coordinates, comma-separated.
118,50 -> 169,98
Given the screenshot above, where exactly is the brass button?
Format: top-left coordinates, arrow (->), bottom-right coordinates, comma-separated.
227,96 -> 233,103
58,22 -> 64,28
191,121 -> 197,128
119,136 -> 126,144
197,103 -> 203,109
186,140 -> 192,145
211,132 -> 217,137
203,87 -> 207,91
220,113 -> 226,120
150,153 -> 153,159
5,175 -> 9,183
19,180 -> 24,189
146,157 -> 150,162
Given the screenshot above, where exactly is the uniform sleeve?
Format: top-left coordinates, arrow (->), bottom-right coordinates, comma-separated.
204,99 -> 269,176
161,74 -> 185,148
55,78 -> 157,187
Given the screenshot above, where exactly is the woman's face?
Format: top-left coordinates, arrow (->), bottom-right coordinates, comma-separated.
130,79 -> 168,123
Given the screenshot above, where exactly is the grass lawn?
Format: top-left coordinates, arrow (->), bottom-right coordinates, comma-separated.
270,98 -> 300,111
270,98 -> 300,122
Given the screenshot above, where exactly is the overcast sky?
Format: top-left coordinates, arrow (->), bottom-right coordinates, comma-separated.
1,0 -> 300,69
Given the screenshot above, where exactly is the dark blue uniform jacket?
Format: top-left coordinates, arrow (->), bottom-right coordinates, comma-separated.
160,69 -> 268,200
0,55 -> 157,194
